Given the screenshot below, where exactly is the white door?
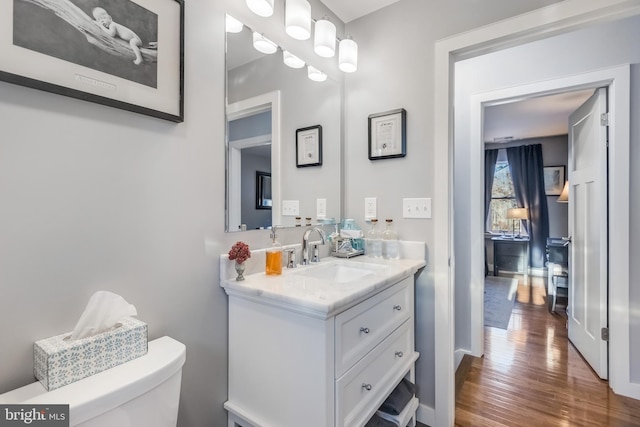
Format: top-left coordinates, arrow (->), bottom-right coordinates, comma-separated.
567,87 -> 608,379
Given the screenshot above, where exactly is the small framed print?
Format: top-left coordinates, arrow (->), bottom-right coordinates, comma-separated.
296,125 -> 322,167
544,165 -> 566,195
368,108 -> 406,160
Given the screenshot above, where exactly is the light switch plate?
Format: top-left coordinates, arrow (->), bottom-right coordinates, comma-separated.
365,197 -> 377,220
282,200 -> 300,216
403,198 -> 432,219
317,198 -> 327,219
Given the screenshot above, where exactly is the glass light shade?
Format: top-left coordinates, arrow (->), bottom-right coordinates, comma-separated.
338,38 -> 358,72
285,0 -> 311,40
314,18 -> 336,58
225,15 -> 243,33
307,65 -> 327,82
246,0 -> 274,17
283,50 -> 305,68
253,32 -> 277,54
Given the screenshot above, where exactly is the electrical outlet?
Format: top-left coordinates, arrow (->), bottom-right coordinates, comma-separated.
282,200 -> 300,216
403,198 -> 432,219
317,198 -> 327,219
365,197 -> 377,220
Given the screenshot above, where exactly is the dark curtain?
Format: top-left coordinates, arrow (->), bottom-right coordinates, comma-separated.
484,149 -> 499,276
506,144 -> 549,268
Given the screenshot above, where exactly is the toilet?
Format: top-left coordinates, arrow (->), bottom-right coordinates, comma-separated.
0,336 -> 186,427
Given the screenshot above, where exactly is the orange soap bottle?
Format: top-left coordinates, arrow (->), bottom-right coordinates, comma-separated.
266,229 -> 282,275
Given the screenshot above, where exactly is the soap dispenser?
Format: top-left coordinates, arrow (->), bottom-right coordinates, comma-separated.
266,228 -> 283,275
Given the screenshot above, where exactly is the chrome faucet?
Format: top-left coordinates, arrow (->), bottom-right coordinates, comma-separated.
301,227 -> 327,265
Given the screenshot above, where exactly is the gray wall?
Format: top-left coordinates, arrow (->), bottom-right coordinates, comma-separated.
229,111 -> 271,140
241,153 -> 272,230
454,14 -> 640,383
343,0 -> 563,410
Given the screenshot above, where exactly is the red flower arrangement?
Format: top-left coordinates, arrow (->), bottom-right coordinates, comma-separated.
228,241 -> 251,264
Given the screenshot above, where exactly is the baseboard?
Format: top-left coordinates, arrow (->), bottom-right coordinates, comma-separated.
416,403 -> 435,426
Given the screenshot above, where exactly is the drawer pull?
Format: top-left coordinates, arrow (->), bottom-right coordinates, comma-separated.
393,305 -> 402,311
360,327 -> 370,334
395,351 -> 404,358
362,383 -> 372,391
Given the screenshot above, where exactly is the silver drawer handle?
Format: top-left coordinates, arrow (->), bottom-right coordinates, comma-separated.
362,383 -> 372,391
393,305 -> 402,311
360,327 -> 370,334
395,351 -> 404,358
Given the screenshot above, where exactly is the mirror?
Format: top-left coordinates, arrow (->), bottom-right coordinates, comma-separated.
225,19 -> 342,232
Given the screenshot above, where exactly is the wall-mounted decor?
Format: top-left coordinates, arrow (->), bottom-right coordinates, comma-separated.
1,0 -> 184,122
296,125 -> 322,167
368,108 -> 406,160
543,165 -> 565,195
255,171 -> 272,209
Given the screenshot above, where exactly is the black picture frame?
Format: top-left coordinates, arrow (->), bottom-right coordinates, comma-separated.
543,165 -> 566,195
255,171 -> 272,210
296,125 -> 323,167
1,0 -> 184,122
368,108 -> 406,160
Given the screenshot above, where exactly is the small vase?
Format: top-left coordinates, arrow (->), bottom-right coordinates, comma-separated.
235,262 -> 246,281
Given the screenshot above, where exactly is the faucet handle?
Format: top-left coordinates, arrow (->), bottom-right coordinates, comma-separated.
311,244 -> 321,263
284,248 -> 297,268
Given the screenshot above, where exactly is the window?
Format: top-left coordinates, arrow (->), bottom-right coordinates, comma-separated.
488,159 -> 518,233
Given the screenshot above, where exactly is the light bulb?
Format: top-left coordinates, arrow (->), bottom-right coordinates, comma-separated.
339,38 -> 358,73
246,0 -> 274,17
283,50 -> 305,69
225,15 -> 243,33
314,18 -> 336,58
285,0 -> 311,40
253,32 -> 277,54
307,65 -> 327,82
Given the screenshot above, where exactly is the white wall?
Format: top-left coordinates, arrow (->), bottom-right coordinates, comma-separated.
454,14 -> 640,382
344,0 -> 564,412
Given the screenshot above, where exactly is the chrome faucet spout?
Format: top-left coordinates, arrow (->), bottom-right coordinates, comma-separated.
301,227 -> 327,265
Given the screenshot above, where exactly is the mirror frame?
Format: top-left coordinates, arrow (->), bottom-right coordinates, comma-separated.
226,91 -> 281,231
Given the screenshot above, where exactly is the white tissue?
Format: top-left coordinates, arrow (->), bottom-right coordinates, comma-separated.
70,291 -> 138,340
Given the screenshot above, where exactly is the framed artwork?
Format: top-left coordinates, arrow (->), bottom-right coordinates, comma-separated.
1,0 -> 184,122
368,108 -> 406,160
255,171 -> 272,210
296,125 -> 322,167
544,165 -> 565,195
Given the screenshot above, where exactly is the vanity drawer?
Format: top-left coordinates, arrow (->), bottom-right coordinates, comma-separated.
335,277 -> 411,377
335,320 -> 412,427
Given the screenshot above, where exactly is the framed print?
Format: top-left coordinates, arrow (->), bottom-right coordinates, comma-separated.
296,125 -> 322,167
255,171 -> 272,210
1,0 -> 184,122
368,108 -> 406,160
544,165 -> 565,195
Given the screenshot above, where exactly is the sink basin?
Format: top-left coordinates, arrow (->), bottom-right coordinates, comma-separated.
293,260 -> 387,284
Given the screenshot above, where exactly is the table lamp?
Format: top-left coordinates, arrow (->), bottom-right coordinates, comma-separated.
557,181 -> 569,203
506,208 -> 528,237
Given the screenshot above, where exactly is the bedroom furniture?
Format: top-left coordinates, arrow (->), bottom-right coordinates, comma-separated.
492,236 -> 530,283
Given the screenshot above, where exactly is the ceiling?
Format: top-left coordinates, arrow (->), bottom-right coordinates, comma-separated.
321,0 -> 401,23
483,89 -> 595,143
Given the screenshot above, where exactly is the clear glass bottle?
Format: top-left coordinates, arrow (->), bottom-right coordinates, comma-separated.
365,219 -> 382,258
266,229 -> 282,275
382,219 -> 399,260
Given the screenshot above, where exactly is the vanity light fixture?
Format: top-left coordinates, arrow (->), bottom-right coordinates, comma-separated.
285,0 -> 311,40
253,32 -> 278,54
314,17 -> 336,58
338,37 -> 358,73
246,0 -> 274,17
283,50 -> 305,68
225,15 -> 244,33
307,65 -> 327,82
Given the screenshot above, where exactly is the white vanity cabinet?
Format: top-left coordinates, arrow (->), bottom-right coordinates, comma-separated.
222,259 -> 422,427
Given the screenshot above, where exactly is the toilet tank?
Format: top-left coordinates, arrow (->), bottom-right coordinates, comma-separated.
0,336 -> 186,427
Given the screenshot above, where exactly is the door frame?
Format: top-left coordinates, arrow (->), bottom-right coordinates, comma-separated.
433,1 -> 640,425
468,66 -> 628,376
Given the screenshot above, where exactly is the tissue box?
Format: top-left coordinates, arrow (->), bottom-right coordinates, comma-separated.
34,317 -> 148,391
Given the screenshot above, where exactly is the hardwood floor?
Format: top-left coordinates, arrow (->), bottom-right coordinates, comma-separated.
454,276 -> 640,426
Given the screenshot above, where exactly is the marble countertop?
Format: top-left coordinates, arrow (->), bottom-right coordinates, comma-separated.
220,255 -> 425,318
